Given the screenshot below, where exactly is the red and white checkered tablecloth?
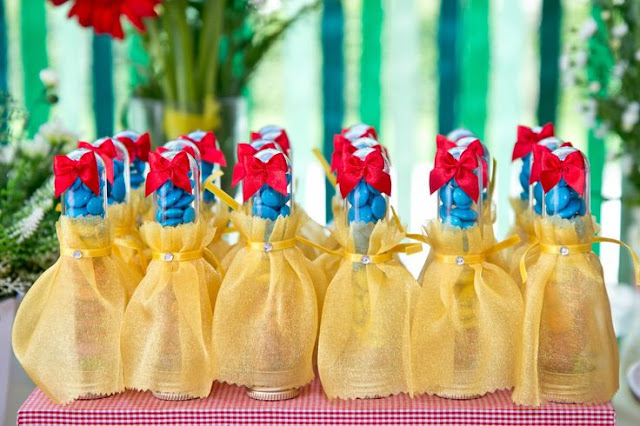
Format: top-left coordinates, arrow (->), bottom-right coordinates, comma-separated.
17,378 -> 615,426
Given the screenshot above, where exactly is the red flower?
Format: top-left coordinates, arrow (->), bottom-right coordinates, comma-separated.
50,0 -> 160,39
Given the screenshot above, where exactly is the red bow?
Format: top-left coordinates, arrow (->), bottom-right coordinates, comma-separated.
338,149 -> 391,198
429,148 -> 481,202
251,129 -> 291,153
529,141 -> 574,184
436,134 -> 457,151
512,123 -> 555,161
53,151 -> 100,198
157,145 -> 198,162
193,132 -> 226,166
78,139 -> 117,183
145,151 -> 193,196
231,142 -> 278,187
116,132 -> 151,163
242,153 -> 289,202
330,134 -> 356,173
341,125 -> 377,140
539,149 -> 586,196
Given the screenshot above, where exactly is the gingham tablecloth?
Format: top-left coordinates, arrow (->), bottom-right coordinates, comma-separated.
17,378 -> 615,426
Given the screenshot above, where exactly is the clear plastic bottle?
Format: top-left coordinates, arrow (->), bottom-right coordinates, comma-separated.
88,138 -> 130,205
162,139 -> 202,169
342,123 -> 378,141
541,146 -> 589,220
531,137 -> 565,215
437,146 -> 484,229
344,147 -> 390,226
61,150 -> 108,218
180,131 -> 225,205
153,151 -> 201,227
253,125 -> 291,155
245,148 -> 293,221
114,130 -> 149,191
446,128 -> 475,142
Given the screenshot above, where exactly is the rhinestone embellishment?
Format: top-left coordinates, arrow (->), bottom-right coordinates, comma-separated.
559,246 -> 569,256
264,243 -> 273,252
164,253 -> 174,262
361,255 -> 371,265
455,256 -> 465,266
73,250 -> 82,259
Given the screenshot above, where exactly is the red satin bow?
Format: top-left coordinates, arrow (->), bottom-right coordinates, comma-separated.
242,153 -> 289,202
116,132 -> 151,163
145,151 -> 193,196
331,134 -> 356,173
231,142 -> 278,187
539,149 -> 586,196
157,145 -> 198,162
529,141 -> 574,184
182,132 -> 227,166
512,122 -> 555,161
251,129 -> 291,153
436,134 -> 457,151
429,148 -> 481,202
341,125 -> 377,140
78,139 -> 117,183
53,151 -> 100,198
338,149 -> 391,198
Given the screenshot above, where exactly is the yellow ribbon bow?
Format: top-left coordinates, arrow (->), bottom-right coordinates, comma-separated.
152,247 -> 225,278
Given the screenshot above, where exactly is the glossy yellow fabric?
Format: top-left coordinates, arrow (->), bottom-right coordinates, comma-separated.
313,198 -> 345,282
109,203 -> 147,284
513,215 -> 617,406
202,205 -> 233,262
318,219 -> 419,399
506,198 -> 538,287
121,220 -> 220,398
412,221 -> 523,399
212,210 -> 319,390
12,216 -> 134,404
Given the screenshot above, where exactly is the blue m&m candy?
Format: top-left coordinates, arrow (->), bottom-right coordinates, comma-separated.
438,178 -> 478,229
251,184 -> 291,220
63,176 -> 106,219
154,181 -> 197,227
346,179 -> 387,224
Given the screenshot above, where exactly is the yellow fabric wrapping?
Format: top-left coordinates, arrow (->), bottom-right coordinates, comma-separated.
212,210 -> 320,390
202,205 -> 233,263
412,221 -> 523,399
506,198 -> 538,287
313,198 -> 346,281
121,219 -> 220,398
296,206 -> 331,261
513,215 -> 618,407
221,241 -> 242,271
12,216 -> 134,404
109,203 -> 147,285
318,219 -> 420,399
164,97 -> 220,139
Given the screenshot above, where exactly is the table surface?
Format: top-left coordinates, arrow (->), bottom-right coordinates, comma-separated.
17,378 -> 615,426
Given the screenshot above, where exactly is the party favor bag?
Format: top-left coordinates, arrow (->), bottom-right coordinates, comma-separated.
513,215 -> 620,406
212,210 -> 320,394
121,219 -> 220,399
318,219 -> 420,399
109,203 -> 147,282
13,216 -> 134,404
203,204 -> 233,261
313,199 -> 346,281
412,221 -> 523,399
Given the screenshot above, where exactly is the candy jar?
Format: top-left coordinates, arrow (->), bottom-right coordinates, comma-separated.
214,147 -> 321,402
342,123 -> 378,141
79,138 -> 130,205
530,137 -> 564,215
251,124 -> 291,155
122,150 -> 220,401
446,127 -> 475,142
152,151 -> 200,228
114,131 -> 151,191
180,130 -> 227,206
12,149 -> 136,403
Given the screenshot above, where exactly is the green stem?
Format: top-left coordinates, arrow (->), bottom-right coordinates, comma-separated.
146,17 -> 176,104
198,0 -> 225,99
165,0 -> 196,111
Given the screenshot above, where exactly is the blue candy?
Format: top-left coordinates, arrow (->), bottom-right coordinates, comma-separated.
453,187 -> 472,208
558,198 -> 582,219
164,208 -> 184,219
347,182 -> 370,208
86,197 -> 104,215
519,169 -> 530,192
439,204 -> 450,219
113,160 -> 124,175
440,185 -> 453,206
534,203 -> 542,215
261,187 -> 286,207
203,191 -> 216,203
443,215 -> 462,227
371,194 -> 387,220
112,176 -> 126,202
161,218 -> 183,227
134,159 -> 146,174
67,207 -> 88,218
451,179 -> 459,188
158,182 -> 173,196
545,185 -> 570,214
354,205 -> 373,222
254,204 -> 278,220
450,208 -> 478,221
130,174 -> 145,188
367,183 -> 381,195
160,189 -> 183,208
183,207 -> 196,223
72,178 -> 82,190
175,193 -> 195,208
69,188 -> 90,208
460,220 -> 475,229
201,161 -> 214,178
280,205 -> 291,217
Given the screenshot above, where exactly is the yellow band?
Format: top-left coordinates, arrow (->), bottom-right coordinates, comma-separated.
203,174 -> 241,212
432,235 -> 520,266
61,246 -> 111,259
312,148 -> 337,189
112,236 -> 148,269
246,239 -> 298,252
164,96 -> 219,139
152,249 -> 204,262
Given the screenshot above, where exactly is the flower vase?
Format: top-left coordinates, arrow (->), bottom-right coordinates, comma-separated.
126,97 -> 164,147
216,97 -> 248,194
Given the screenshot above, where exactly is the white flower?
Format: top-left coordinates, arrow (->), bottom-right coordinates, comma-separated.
622,104 -> 639,132
578,99 -> 598,127
595,123 -> 609,139
612,22 -> 629,38
39,68 -> 58,89
11,207 -> 45,243
614,60 -> 628,78
559,53 -> 570,71
21,136 -> 50,157
250,0 -> 282,14
635,50 -> 640,61
578,18 -> 598,39
0,144 -> 16,164
562,69 -> 577,87
35,118 -> 77,148
574,50 -> 588,67
613,0 -> 625,5
589,81 -> 602,93
622,154 -> 634,175
601,10 -> 611,20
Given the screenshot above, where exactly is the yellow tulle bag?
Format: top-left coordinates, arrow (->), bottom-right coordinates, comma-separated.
212,210 -> 320,393
121,219 -> 221,399
512,215 -> 630,406
317,218 -> 421,399
506,199 -> 539,287
411,221 -> 523,399
313,199 -> 345,282
296,206 -> 331,260
108,203 -> 147,282
12,216 -> 136,404
202,204 -> 233,261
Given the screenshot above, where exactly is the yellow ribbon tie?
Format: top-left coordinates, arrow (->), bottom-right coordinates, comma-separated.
112,234 -> 149,270
61,246 -> 111,259
152,249 -> 204,262
202,248 -> 225,278
312,148 -> 337,189
519,236 -> 640,285
203,173 -> 241,212
246,238 -> 298,252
